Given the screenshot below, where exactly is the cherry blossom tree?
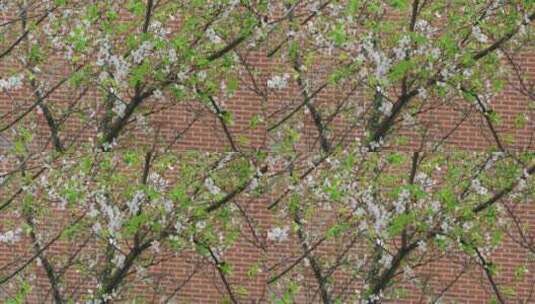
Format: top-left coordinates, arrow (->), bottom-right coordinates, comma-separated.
1,0 -> 535,303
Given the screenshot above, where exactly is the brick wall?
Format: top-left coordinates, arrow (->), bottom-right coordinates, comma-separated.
2,2 -> 535,303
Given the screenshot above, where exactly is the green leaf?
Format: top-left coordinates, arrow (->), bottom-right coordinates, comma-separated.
5,281 -> 31,304
386,0 -> 409,9
221,111 -> 234,126
387,153 -> 406,165
514,265 -> 529,280
388,213 -> 414,236
514,113 -> 528,129
124,214 -> 148,236
249,114 -> 263,128
227,77 -> 239,94
29,45 -> 43,63
123,150 -> 140,166
86,4 -> 99,21
438,188 -> 457,211
288,41 -> 299,60
127,0 -> 145,15
347,0 -> 360,15
219,262 -> 232,275
170,185 -> 188,204
326,222 -> 349,239
246,263 -> 261,278
330,24 -> 347,46
129,61 -> 150,86
487,111 -> 501,125
388,60 -> 413,81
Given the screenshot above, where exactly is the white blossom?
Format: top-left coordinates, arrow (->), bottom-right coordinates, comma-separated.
0,74 -> 24,91
267,226 -> 289,242
394,189 -> 410,214
415,172 -> 433,188
89,203 -> 100,218
206,28 -> 222,44
247,177 -> 259,191
417,240 -> 427,252
362,38 -> 391,78
109,55 -> 131,82
174,221 -> 183,234
517,177 -> 528,192
417,87 -> 428,100
378,100 -> 393,116
363,188 -> 389,233
379,253 -> 393,268
471,179 -> 488,196
414,20 -> 437,36
197,71 -> 207,81
267,73 -> 290,90
472,26 -> 488,43
403,265 -> 415,280
92,222 -> 102,234
153,89 -> 163,100
96,192 -> 123,235
112,100 -> 126,118
162,199 -> 173,213
132,41 -> 154,64
150,240 -> 160,253
430,48 -> 441,59
196,221 -> 206,230
204,177 -> 221,195
463,69 -> 473,78
168,48 -> 177,63
367,138 -> 384,152
149,172 -> 168,190
112,253 -> 125,268
430,200 -> 441,213
127,190 -> 144,215
402,112 -> 416,126
440,221 -> 450,233
148,21 -> 169,37
393,36 -> 410,60
0,228 -> 22,244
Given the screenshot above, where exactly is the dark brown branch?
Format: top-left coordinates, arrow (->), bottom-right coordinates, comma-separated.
24,212 -> 63,303
0,67 -> 81,134
267,236 -> 327,284
100,240 -> 153,300
473,11 -> 535,61
208,95 -> 238,152
473,246 -> 506,304
473,164 -> 534,213
0,213 -> 86,285
366,241 -> 419,304
368,11 -> 535,151
0,7 -> 56,59
142,0 -> 154,33
205,245 -> 239,304
207,35 -> 247,61
293,212 -> 331,304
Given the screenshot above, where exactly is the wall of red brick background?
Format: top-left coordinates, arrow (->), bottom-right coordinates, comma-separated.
2,4 -> 535,303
